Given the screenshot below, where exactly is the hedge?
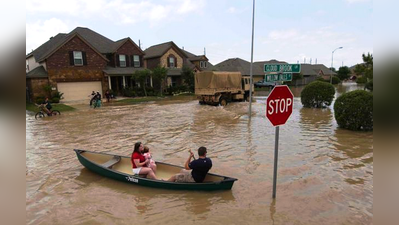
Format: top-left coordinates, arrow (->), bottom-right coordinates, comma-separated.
334,90 -> 373,131
301,81 -> 335,108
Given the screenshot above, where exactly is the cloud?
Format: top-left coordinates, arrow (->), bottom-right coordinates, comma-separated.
26,0 -> 206,25
26,18 -> 72,53
228,7 -> 236,13
259,27 -> 362,66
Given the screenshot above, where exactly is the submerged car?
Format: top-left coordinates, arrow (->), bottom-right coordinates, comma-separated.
254,80 -> 276,88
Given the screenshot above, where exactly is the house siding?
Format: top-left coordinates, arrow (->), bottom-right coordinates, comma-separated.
27,78 -> 50,100
160,48 -> 183,68
46,36 -> 108,94
146,58 -> 161,69
115,41 -> 144,67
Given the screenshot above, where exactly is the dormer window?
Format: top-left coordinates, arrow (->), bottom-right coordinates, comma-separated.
119,55 -> 126,67
169,57 -> 175,68
73,51 -> 83,65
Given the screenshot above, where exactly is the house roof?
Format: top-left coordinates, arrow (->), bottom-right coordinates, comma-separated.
27,27 -> 141,62
214,58 -> 265,76
26,66 -> 48,78
103,66 -> 145,75
143,41 -> 188,59
28,33 -> 68,62
302,64 -> 336,76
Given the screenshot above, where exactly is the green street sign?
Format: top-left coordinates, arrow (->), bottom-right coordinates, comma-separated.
264,64 -> 301,73
265,73 -> 293,82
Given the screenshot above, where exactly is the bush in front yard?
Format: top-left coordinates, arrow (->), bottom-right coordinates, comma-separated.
301,81 -> 335,108
334,90 -> 373,131
331,76 -> 341,84
52,97 -> 60,103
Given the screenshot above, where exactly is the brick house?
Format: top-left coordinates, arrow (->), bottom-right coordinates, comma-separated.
26,27 -> 145,102
144,41 -> 215,87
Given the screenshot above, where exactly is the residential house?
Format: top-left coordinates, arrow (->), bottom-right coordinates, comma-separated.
26,27 -> 145,102
214,58 -> 286,82
144,41 -> 215,87
296,64 -> 336,85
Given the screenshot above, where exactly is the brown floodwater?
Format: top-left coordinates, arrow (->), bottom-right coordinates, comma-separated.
26,82 -> 373,224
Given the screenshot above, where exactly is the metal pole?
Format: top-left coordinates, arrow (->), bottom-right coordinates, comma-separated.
330,47 -> 343,84
272,126 -> 279,198
248,0 -> 255,117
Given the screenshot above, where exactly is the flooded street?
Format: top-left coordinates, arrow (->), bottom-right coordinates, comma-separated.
26,83 -> 373,224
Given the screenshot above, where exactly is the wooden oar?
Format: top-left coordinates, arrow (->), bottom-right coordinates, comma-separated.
188,150 -> 196,160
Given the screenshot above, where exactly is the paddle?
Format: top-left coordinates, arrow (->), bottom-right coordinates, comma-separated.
188,150 -> 196,160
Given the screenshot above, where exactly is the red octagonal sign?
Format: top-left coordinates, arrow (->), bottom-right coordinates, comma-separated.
266,85 -> 294,126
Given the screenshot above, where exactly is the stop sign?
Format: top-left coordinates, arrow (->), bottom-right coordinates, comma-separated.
266,85 -> 294,126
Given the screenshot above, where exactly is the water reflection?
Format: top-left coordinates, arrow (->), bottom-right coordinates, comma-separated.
331,128 -> 373,159
75,168 -> 236,217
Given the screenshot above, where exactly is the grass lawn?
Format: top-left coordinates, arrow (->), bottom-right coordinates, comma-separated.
254,87 -> 272,91
26,103 -> 76,113
117,96 -> 167,104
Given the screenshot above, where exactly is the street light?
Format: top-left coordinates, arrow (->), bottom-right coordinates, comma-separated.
330,47 -> 343,84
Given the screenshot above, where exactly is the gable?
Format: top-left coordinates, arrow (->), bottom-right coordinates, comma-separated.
41,34 -> 109,63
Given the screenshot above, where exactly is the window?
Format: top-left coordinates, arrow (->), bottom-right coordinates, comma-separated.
169,57 -> 175,68
200,61 -> 207,68
119,55 -> 126,67
73,51 -> 83,65
133,55 -> 140,67
204,61 -> 207,68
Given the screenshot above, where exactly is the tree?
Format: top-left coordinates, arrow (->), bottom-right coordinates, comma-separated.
354,53 -> 373,80
151,66 -> 168,96
337,66 -> 351,81
132,69 -> 151,97
181,66 -> 195,92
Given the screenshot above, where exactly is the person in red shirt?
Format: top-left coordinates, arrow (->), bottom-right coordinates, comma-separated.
131,142 -> 158,180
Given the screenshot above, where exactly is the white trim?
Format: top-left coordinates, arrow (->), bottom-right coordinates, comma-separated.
123,76 -> 126,87
108,76 -> 112,90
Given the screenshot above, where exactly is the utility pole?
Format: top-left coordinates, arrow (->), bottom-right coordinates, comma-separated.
248,0 -> 256,118
331,47 -> 343,83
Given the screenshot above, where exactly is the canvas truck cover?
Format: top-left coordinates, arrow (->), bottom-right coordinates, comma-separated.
195,71 -> 242,95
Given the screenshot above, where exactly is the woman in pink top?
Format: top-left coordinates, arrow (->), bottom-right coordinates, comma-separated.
143,146 -> 157,173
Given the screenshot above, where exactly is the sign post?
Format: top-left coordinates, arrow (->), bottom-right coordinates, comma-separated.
266,85 -> 294,198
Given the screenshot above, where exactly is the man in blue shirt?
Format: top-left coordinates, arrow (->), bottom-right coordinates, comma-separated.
168,147 -> 212,183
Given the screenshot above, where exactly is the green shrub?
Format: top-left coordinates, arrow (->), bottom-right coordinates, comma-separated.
301,81 -> 335,108
334,90 -> 373,131
316,77 -> 329,82
52,97 -> 60,103
356,76 -> 367,84
52,91 -> 63,99
365,79 -> 373,91
331,76 -> 341,84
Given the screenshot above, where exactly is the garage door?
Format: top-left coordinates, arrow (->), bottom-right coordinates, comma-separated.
57,81 -> 102,102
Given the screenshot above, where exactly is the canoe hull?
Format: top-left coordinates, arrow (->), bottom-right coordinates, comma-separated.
75,149 -> 237,191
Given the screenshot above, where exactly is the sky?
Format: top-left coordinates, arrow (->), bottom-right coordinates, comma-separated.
26,0 -> 374,68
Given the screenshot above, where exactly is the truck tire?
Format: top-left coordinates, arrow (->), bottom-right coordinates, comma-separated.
219,97 -> 228,106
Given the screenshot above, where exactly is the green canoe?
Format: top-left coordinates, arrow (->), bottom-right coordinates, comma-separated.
74,149 -> 237,191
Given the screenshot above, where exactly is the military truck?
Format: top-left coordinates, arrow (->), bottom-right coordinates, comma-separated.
195,71 -> 253,106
